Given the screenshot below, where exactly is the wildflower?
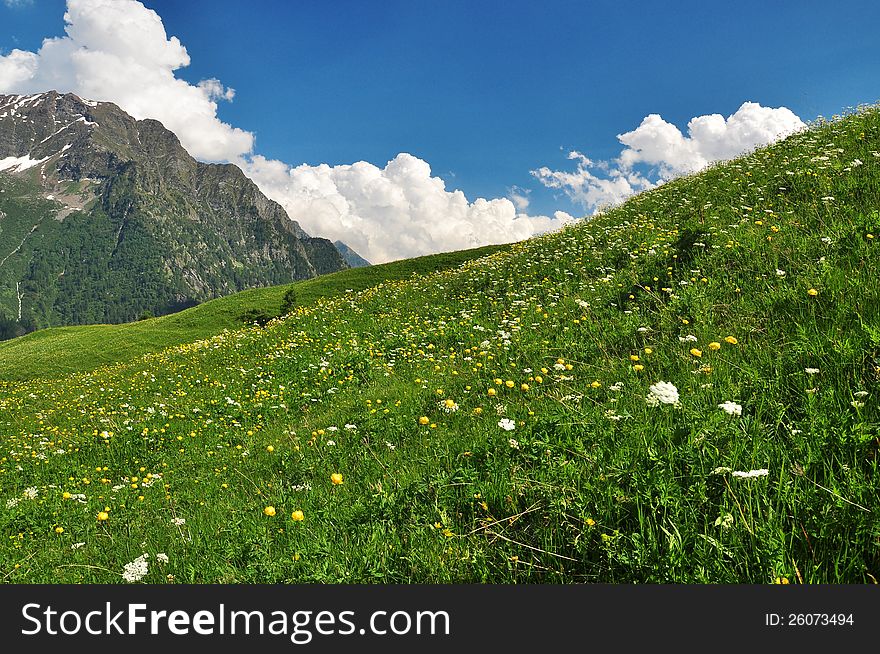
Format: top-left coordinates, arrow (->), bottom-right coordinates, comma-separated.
71,542 -> 85,550
643,348 -> 653,354
520,383 -> 530,391
156,553 -> 169,564
291,510 -> 305,521
708,342 -> 721,351
585,518 -> 596,527
851,401 -> 865,409
804,368 -> 819,374
418,416 -> 429,425
96,511 -> 109,521
807,288 -> 819,296
263,506 -> 277,517
711,467 -> 732,475
609,382 -> 623,391
690,348 -> 703,357
24,487 -> 38,500
440,399 -> 459,412
122,554 -> 149,583
714,513 -> 734,529
498,418 -> 516,431
854,391 -> 869,398
646,381 -> 679,406
633,364 -> 644,372
171,517 -> 186,526
505,380 -> 515,388
487,388 -> 497,397
732,469 -> 769,479
590,380 -> 601,388
679,334 -> 698,343
724,336 -> 738,344
718,401 -> 743,416
330,473 -> 344,485
55,527 -> 64,534
266,445 -> 275,453
508,438 -> 520,449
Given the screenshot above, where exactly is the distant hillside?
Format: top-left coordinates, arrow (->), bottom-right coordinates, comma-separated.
0,91 -> 347,332
1,106 -> 878,584
334,240 -> 371,267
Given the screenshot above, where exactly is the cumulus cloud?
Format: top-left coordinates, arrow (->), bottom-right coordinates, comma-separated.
533,102 -> 805,213
0,0 -> 252,161
243,153 -> 575,264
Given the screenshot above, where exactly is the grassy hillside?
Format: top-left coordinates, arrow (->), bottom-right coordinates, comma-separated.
1,107 -> 878,584
0,244 -> 508,380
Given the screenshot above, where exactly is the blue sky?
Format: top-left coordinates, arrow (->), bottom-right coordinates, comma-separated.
2,0 -> 879,261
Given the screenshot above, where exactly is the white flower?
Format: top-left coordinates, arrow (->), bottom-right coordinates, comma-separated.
775,269 -> 786,277
171,518 -> 186,526
122,554 -> 150,583
344,424 -> 357,430
854,391 -> 869,398
71,542 -> 85,550
609,382 -> 623,391
156,553 -> 169,564
679,334 -> 698,343
646,381 -> 679,406
732,468 -> 769,479
5,497 -> 21,509
714,513 -> 734,529
23,487 -> 38,500
718,401 -> 742,416
711,467 -> 732,475
820,236 -> 832,244
804,368 -> 819,374
498,418 -> 516,431
508,438 -> 520,449
325,440 -> 336,446
851,401 -> 865,409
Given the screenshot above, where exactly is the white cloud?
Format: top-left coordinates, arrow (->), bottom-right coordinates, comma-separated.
3,0 -> 34,8
533,102 -> 805,213
0,0 -> 572,262
242,153 -> 574,264
0,0 -> 252,161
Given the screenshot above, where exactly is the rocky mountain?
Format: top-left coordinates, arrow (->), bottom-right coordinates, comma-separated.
333,240 -> 370,268
0,91 -> 347,333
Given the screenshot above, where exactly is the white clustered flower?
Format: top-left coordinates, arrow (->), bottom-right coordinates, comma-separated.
498,418 -> 516,431
732,469 -> 769,479
804,368 -> 819,374
646,381 -> 679,406
853,391 -> 869,398
23,487 -> 38,500
156,553 -> 169,564
711,467 -> 732,475
508,438 -> 520,449
122,554 -> 150,583
679,334 -> 698,343
171,518 -> 186,526
71,542 -> 85,550
609,382 -> 624,391
851,401 -> 865,409
718,401 -> 743,416
344,424 -> 357,430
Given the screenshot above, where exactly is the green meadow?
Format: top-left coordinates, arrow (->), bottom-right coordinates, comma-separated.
1,106 -> 878,583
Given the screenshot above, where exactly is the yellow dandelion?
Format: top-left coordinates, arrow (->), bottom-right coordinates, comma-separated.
690,348 -> 703,357
487,388 -> 497,397
418,416 -> 429,425
330,473 -> 344,485
807,288 -> 819,296
263,506 -> 276,517
96,511 -> 109,521
724,336 -> 738,344
633,364 -> 644,372
708,342 -> 721,351
291,510 -> 305,521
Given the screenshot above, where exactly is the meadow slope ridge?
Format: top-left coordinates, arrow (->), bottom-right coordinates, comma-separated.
0,106 -> 878,583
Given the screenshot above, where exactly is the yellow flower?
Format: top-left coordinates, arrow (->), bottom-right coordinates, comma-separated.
419,416 -> 430,425
266,445 -> 275,453
708,342 -> 721,351
534,375 -> 542,383
444,399 -> 457,409
487,388 -> 497,397
630,355 -> 640,361
493,378 -> 503,385
807,288 -> 819,296
96,511 -> 109,521
330,473 -> 344,485
291,510 -> 305,521
590,380 -> 601,388
643,348 -> 652,354
633,364 -> 644,372
55,527 -> 64,534
505,380 -> 515,388
62,492 -> 71,500
724,336 -> 738,344
520,383 -> 530,391
690,348 -> 703,357
263,506 -> 276,517
585,518 -> 596,527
